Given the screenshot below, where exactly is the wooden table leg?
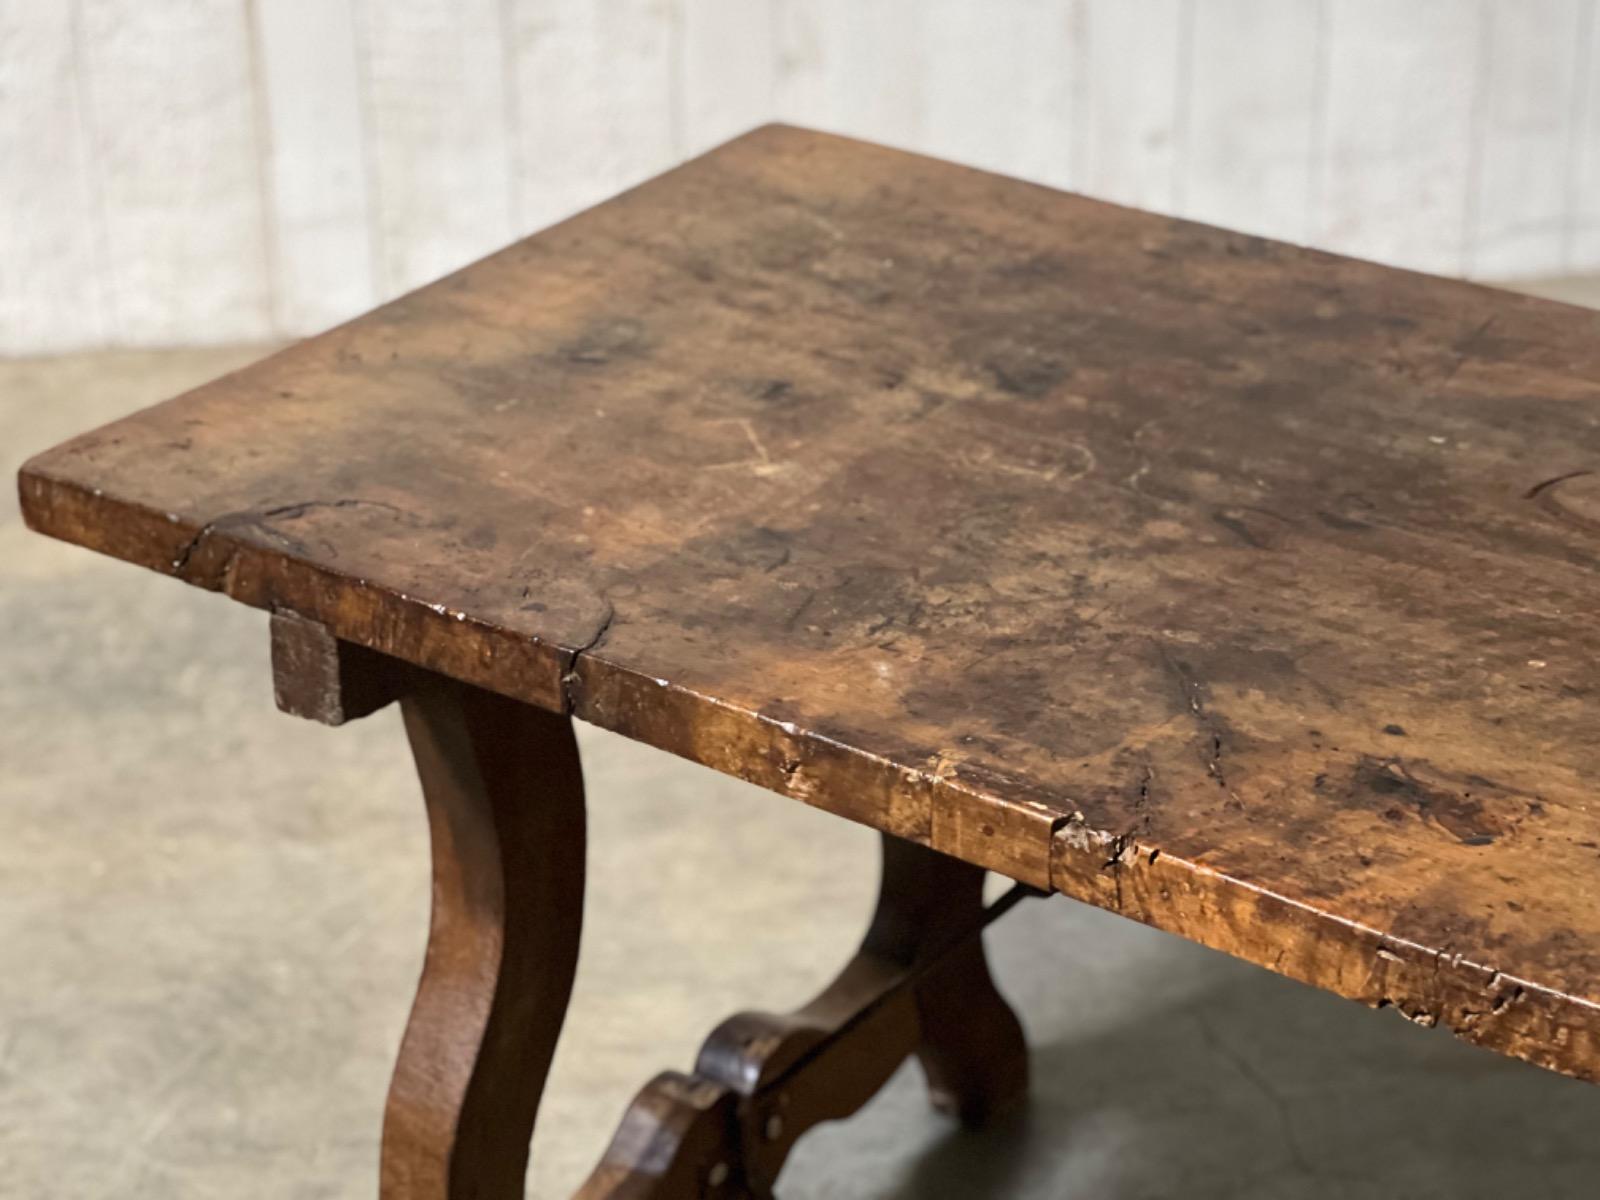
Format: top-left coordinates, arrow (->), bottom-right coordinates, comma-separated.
271,613 -> 1026,1200
384,673 -> 586,1199
271,613 -> 585,1200
575,835 -> 1030,1198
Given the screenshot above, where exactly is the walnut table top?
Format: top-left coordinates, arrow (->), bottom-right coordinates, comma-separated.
21,126 -> 1600,1084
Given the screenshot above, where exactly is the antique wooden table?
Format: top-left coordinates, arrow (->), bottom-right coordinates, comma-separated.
20,125 -> 1600,1197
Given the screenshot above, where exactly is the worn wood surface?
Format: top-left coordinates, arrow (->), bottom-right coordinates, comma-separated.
19,125 -> 1600,1083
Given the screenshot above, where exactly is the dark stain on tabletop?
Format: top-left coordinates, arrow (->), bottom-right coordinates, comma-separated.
19,123 -> 1600,1085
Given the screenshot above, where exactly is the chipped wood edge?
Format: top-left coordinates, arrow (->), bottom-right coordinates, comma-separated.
19,461 -> 1068,888
569,656 -> 1066,887
1051,820 -> 1600,1085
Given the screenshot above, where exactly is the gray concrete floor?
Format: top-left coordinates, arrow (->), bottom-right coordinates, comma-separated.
6,277 -> 1600,1199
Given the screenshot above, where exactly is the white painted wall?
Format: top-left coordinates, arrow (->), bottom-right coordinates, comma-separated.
3,0 -> 1598,353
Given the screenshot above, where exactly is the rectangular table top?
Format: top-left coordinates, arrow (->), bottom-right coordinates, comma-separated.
20,125 -> 1600,1083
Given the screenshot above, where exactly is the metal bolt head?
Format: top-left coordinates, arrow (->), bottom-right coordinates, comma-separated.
708,1162 -> 729,1187
764,1113 -> 784,1141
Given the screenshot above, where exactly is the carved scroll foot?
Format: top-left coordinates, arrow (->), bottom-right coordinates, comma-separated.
272,612 -> 587,1200
576,835 -> 1030,1198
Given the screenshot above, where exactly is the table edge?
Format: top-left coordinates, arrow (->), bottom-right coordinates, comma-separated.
20,459 -> 1600,1087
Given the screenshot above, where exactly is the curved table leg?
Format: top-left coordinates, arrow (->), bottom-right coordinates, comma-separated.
268,615 -> 1023,1200
382,673 -> 586,1200
576,834 -> 1029,1198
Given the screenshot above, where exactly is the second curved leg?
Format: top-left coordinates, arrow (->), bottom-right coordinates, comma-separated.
576,834 -> 1030,1198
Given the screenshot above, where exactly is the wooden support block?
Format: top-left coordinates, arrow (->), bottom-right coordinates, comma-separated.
270,609 -> 409,725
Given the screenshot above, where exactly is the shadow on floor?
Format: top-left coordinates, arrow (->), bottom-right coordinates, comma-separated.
792,900 -> 1600,1199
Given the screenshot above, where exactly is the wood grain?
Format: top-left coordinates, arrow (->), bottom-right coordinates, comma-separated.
20,124 -> 1600,1083
269,609 -> 407,725
384,671 -> 585,1200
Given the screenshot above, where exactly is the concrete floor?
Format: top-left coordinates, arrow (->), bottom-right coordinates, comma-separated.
6,277 -> 1600,1199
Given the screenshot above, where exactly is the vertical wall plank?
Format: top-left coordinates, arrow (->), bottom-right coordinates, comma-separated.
1077,0 -> 1190,212
917,0 -> 1078,188
775,0 -> 923,151
1467,0 -> 1585,278
356,0 -> 514,297
253,0 -> 375,335
1569,0 -> 1600,269
681,0 -> 775,156
7,1 -> 1595,355
507,0 -> 677,237
1313,0 -> 1482,275
77,0 -> 271,345
1184,0 -> 1320,243
0,4 -> 105,353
